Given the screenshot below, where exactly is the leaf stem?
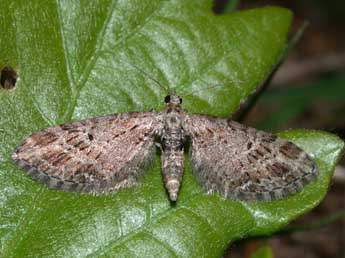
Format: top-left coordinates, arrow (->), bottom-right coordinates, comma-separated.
278,208 -> 345,235
234,21 -> 309,123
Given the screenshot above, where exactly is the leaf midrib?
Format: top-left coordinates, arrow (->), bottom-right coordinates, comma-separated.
85,197 -> 228,257
62,0 -> 170,122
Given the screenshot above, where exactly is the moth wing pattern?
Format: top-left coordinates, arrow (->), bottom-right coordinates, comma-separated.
185,115 -> 319,201
12,112 -> 162,194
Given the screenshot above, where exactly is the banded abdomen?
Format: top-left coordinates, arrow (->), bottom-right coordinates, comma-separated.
161,111 -> 185,201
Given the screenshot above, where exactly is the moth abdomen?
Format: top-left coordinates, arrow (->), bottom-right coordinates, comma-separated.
161,149 -> 184,201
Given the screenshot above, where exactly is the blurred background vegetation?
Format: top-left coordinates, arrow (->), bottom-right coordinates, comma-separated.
214,1 -> 345,258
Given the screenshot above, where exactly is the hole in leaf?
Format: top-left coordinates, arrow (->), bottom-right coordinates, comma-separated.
1,66 -> 18,90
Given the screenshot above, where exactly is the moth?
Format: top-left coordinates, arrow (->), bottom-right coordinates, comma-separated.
12,91 -> 318,202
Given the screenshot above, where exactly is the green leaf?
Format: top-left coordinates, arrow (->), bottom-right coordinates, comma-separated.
0,1 -> 343,258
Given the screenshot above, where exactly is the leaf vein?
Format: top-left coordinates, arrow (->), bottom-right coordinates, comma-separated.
55,0 -> 76,100
68,0 -> 170,120
143,230 -> 179,258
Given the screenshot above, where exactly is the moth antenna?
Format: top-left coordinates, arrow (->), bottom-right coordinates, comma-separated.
183,81 -> 243,98
120,59 -> 169,95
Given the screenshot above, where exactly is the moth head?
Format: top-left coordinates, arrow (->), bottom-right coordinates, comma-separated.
164,94 -> 182,105
165,91 -> 182,106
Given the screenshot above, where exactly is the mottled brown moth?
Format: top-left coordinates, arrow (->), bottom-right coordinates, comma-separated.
12,91 -> 318,201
